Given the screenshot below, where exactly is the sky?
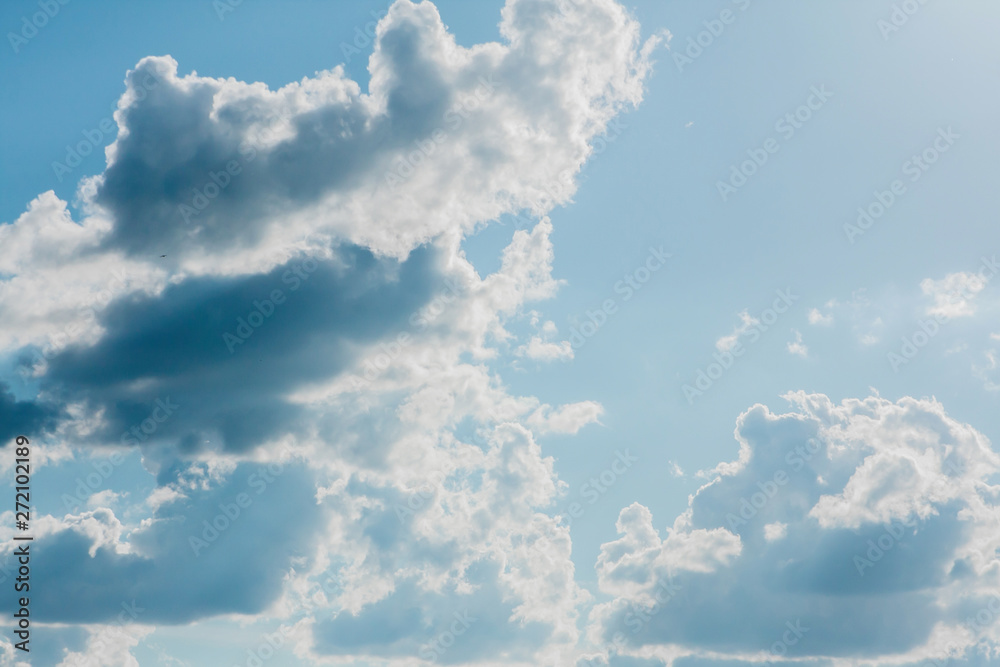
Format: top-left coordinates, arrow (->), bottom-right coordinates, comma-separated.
1,0 -> 1000,666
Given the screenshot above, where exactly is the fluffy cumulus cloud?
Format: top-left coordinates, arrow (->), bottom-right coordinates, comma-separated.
586,392 -> 1000,667
0,0 -> 661,664
8,1 -> 998,665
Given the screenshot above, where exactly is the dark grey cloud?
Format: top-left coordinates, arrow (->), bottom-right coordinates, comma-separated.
0,381 -> 60,445
17,243 -> 439,458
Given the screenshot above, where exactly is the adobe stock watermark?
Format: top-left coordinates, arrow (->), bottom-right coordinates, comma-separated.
52,73 -> 159,182
554,450 -> 638,528
683,289 -> 798,404
724,437 -> 821,531
7,0 -> 70,54
844,126 -> 958,244
716,85 -> 833,202
518,116 -> 626,165
384,75 -> 499,190
18,268 -> 130,379
120,397 -> 180,446
394,469 -> 450,523
213,0 -> 243,21
230,626 -> 294,667
877,0 -> 932,41
759,619 -> 809,666
348,277 -> 465,391
622,577 -> 683,635
179,159 -> 244,224
887,254 -> 998,372
222,257 -> 319,353
231,573 -> 346,666
579,576 -> 683,666
920,593 -> 1000,667
296,572 -> 345,615
672,0 -> 753,73
179,111 -> 292,224
60,600 -> 145,667
853,515 -> 918,575
962,593 -> 1000,637
338,1 -> 393,63
60,454 -> 127,512
565,245 -> 672,351
590,117 -> 628,157
418,610 -> 476,662
189,460 -> 287,556
61,397 -> 179,511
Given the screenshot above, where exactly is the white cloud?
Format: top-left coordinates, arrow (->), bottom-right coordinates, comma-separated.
787,329 -> 808,357
0,1 -> 660,664
715,310 -> 759,353
763,521 -> 787,541
807,307 -> 833,326
587,392 -> 1000,666
921,271 -> 989,318
517,335 -> 574,361
527,400 -> 604,434
56,624 -> 153,667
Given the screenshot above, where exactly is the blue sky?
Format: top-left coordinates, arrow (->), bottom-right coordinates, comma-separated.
2,1 -> 1000,666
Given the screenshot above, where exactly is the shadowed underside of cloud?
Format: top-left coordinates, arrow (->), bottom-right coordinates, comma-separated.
28,243 -> 439,457
589,392 -> 1000,666
1,0 -> 998,664
0,0 -> 657,662
23,1 -> 999,666
27,462 -> 323,624
0,381 -> 60,445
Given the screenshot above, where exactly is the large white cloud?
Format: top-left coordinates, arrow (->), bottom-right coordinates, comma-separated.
0,0 -> 661,664
587,392 -> 1000,667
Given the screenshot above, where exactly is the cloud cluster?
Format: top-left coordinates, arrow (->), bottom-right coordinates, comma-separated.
8,1 -> 999,665
588,392 -> 1000,666
0,0 -> 660,663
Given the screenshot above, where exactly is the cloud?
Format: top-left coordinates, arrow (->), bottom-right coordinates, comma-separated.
55,624 -> 153,667
517,335 -> 575,362
808,292 -> 888,344
79,0 -> 659,267
973,350 -> 1000,392
0,0 -> 660,662
807,307 -> 833,326
588,392 -> 1000,666
786,329 -> 807,358
0,458 -> 322,630
763,522 -> 786,541
0,381 -> 60,446
921,272 -> 989,319
715,311 -> 760,354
